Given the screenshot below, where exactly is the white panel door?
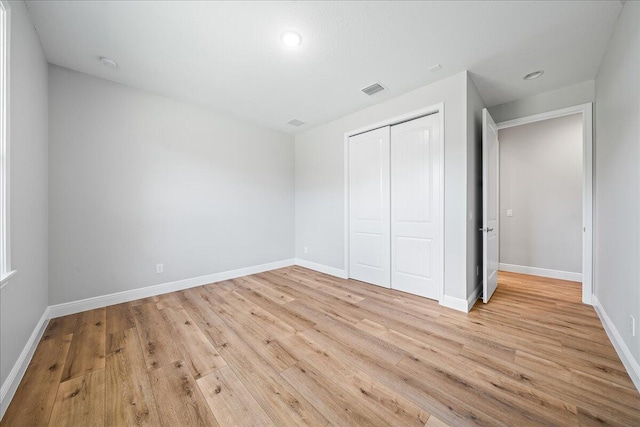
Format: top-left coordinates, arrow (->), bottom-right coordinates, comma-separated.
482,109 -> 499,303
390,114 -> 441,300
348,127 -> 391,288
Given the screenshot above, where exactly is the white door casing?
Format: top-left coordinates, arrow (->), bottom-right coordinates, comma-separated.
482,108 -> 499,303
390,114 -> 441,299
348,126 -> 391,288
495,103 -> 593,305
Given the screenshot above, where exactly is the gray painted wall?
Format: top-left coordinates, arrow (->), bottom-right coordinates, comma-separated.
466,74 -> 485,298
488,80 -> 594,123
0,0 -> 49,397
594,0 -> 639,381
48,66 -> 294,305
498,114 -> 583,274
295,71 -> 471,301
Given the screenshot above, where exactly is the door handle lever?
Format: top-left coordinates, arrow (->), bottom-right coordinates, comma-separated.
478,227 -> 494,232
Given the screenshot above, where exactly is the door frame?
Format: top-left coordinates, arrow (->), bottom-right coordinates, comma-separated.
343,103 -> 445,302
496,103 -> 593,305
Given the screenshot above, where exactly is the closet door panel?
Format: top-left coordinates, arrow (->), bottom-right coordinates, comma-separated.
348,127 -> 391,288
391,114 -> 441,300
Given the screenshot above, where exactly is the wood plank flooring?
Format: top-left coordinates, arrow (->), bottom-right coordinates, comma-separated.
2,267 -> 639,426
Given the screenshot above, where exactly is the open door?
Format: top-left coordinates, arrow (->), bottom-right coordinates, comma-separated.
482,109 -> 499,303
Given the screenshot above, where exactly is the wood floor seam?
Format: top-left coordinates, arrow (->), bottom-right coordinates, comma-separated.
1,268 -> 639,427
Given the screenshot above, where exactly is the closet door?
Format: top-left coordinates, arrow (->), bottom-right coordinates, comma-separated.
391,114 -> 441,299
348,127 -> 391,288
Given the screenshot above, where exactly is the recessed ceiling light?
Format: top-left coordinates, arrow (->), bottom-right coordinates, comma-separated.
281,31 -> 302,48
99,56 -> 118,69
523,70 -> 544,80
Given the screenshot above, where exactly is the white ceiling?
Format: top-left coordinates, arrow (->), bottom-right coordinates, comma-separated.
25,1 -> 622,134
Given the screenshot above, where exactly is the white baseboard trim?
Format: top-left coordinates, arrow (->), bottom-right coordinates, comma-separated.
440,295 -> 468,313
499,263 -> 582,282
48,259 -> 295,319
294,258 -> 348,279
294,259 -> 478,314
467,283 -> 482,311
0,306 -> 51,419
592,296 -> 640,392
440,283 -> 482,314
1,259 -> 297,420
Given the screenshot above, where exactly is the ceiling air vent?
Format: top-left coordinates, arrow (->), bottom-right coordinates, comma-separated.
361,82 -> 385,96
287,119 -> 305,127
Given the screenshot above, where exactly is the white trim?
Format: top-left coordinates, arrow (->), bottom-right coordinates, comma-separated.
441,284 -> 482,314
0,1 -> 11,281
467,283 -> 482,311
48,259 -> 295,318
497,104 -> 591,130
496,102 -> 593,305
0,306 -> 50,419
344,105 -> 443,138
343,131 -> 349,285
582,104 -> 593,304
593,296 -> 640,392
294,258 -> 347,279
343,103 -> 445,303
440,295 -> 469,313
1,260 -> 298,418
0,268 -> 15,288
499,263 -> 582,282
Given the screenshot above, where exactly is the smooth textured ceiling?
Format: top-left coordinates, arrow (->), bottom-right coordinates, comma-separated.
25,1 -> 622,133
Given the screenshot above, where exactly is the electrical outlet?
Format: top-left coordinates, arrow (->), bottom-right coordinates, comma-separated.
156,263 -> 164,274
506,209 -> 513,217
631,315 -> 636,337
469,211 -> 473,220
304,246 -> 309,254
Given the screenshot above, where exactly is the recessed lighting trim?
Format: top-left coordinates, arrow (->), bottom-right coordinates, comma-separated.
523,70 -> 544,80
281,31 -> 302,47
99,56 -> 118,69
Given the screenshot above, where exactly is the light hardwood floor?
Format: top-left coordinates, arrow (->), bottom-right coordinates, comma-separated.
2,267 -> 639,426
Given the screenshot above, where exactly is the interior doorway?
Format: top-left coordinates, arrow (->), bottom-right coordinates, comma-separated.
482,103 -> 593,305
